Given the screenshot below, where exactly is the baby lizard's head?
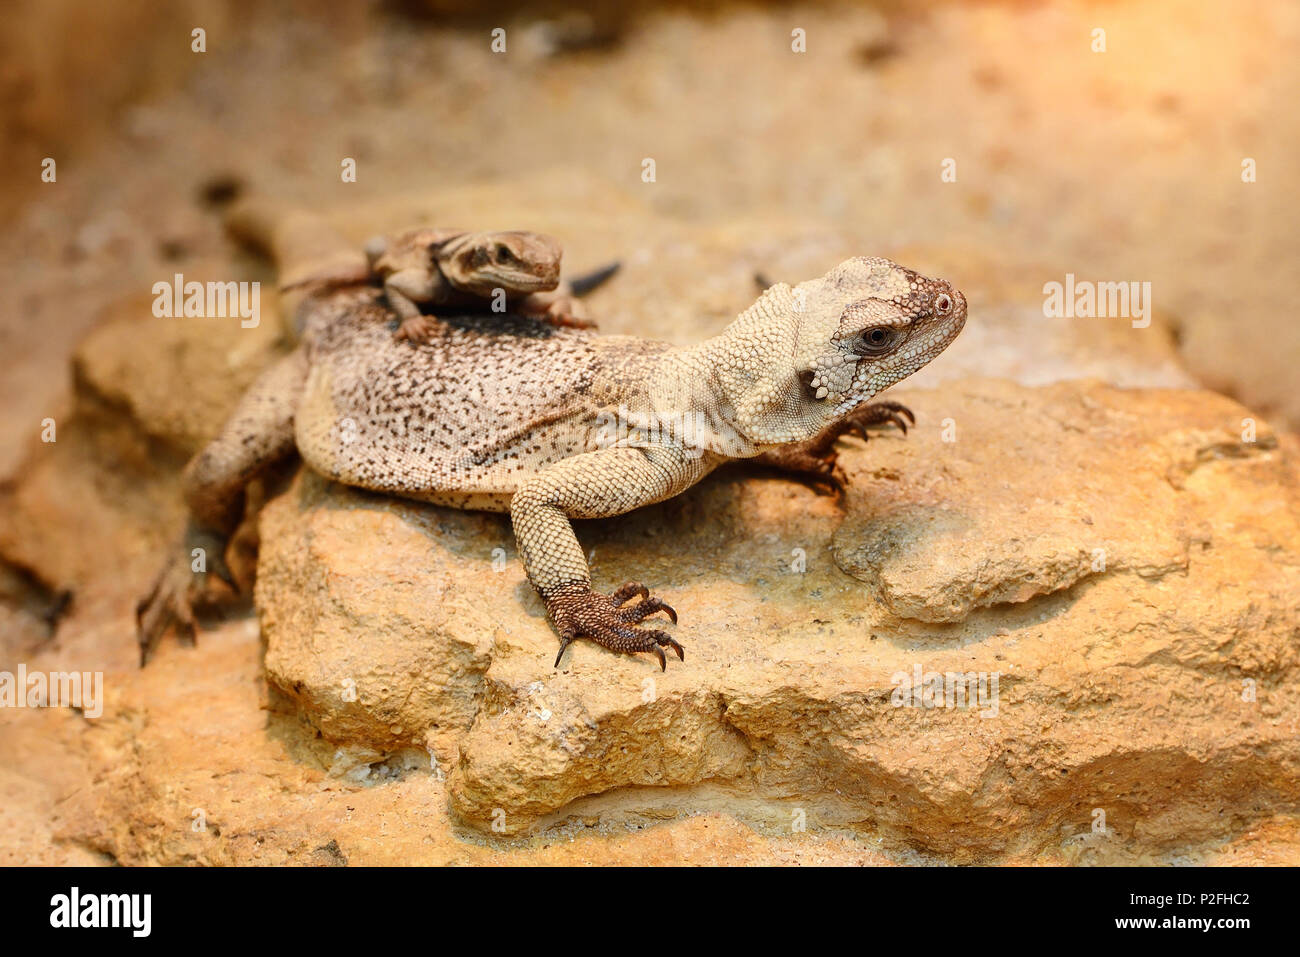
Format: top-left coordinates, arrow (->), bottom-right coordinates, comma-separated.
438,230 -> 563,296
719,257 -> 966,446
364,228 -> 564,298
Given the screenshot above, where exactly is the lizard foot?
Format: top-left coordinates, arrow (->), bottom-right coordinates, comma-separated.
393,313 -> 439,344
751,401 -> 914,495
838,400 -> 914,441
545,581 -> 682,670
758,447 -> 848,495
518,292 -> 599,330
135,525 -> 234,666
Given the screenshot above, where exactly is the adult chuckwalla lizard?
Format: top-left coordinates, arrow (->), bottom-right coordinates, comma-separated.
137,213 -> 967,669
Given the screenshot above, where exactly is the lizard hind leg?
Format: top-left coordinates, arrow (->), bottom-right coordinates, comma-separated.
135,523 -> 233,666
137,348 -> 307,665
224,197 -> 370,295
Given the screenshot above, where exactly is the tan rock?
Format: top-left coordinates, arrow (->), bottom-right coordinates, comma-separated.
1,209 -> 1293,862
832,378 -> 1270,622
256,474 -> 501,764
0,274 -> 285,593
73,274 -> 287,459
247,378 -> 1300,858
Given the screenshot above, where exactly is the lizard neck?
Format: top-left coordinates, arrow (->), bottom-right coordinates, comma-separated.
638,342 -> 755,460
673,283 -> 827,450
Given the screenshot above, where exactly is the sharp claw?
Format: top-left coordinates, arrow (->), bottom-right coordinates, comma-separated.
554,636 -> 573,668
622,598 -> 678,625
613,582 -> 650,605
891,414 -> 909,435
653,646 -> 667,671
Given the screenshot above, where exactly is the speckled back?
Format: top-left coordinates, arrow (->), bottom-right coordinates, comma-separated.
293,289 -> 667,506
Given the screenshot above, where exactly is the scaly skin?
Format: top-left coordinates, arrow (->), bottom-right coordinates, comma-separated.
138,211 -> 967,669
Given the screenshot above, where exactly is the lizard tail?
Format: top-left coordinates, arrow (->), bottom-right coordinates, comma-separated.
565,261 -> 621,298
224,195 -> 371,291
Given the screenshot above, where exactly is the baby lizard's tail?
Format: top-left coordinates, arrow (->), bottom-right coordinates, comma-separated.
223,194 -> 371,292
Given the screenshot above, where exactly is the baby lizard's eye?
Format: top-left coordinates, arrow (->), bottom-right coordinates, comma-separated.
854,326 -> 900,356
496,245 -> 515,263
934,293 -> 953,314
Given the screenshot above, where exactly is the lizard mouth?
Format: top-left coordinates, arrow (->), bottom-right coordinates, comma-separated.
471,271 -> 558,294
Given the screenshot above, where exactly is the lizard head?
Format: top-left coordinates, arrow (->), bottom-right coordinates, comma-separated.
720,257 -> 966,446
438,230 -> 563,296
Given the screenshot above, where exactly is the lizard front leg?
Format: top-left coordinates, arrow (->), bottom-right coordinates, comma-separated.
510,445 -> 712,669
514,291 -> 598,330
753,400 -> 915,494
386,268 -> 445,344
137,347 -> 307,663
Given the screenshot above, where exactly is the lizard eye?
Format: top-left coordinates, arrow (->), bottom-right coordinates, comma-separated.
934,292 -> 953,315
496,245 -> 515,263
854,326 -> 900,356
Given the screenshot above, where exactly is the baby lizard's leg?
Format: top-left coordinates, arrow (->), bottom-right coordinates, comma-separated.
137,347 -> 308,663
225,199 -> 369,297
512,262 -> 620,329
514,291 -> 598,330
510,445 -> 713,670
387,269 -> 445,344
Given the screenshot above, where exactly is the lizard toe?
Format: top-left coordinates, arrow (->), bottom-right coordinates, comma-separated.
619,596 -> 678,625
136,560 -> 199,666
878,400 -> 916,424
394,315 -> 436,344
611,581 -> 651,605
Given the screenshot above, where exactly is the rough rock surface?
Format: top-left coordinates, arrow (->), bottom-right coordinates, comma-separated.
248,379 -> 1300,859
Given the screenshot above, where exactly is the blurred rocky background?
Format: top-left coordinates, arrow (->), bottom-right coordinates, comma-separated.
1,0 -> 1297,864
